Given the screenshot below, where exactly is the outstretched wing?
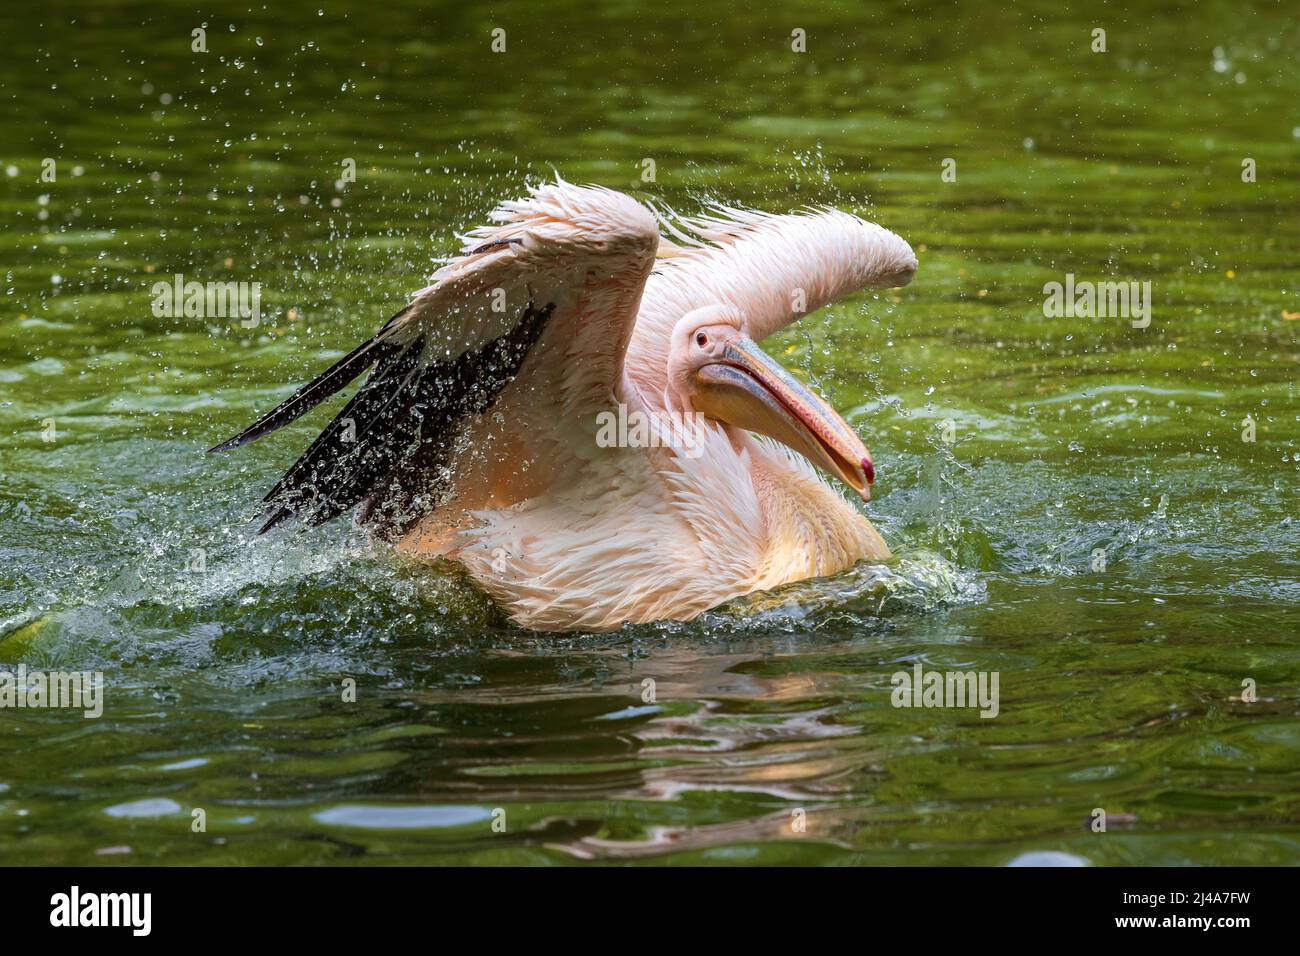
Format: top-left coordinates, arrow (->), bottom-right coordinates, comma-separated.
649,202 -> 918,339
209,179 -> 659,534
624,203 -> 917,396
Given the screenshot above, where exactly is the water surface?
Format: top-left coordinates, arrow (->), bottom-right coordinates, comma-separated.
1,0 -> 1298,865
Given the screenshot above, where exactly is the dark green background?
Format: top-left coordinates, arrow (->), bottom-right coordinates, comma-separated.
0,0 -> 1296,864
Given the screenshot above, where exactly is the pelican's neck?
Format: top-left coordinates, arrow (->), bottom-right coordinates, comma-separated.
629,364 -> 889,589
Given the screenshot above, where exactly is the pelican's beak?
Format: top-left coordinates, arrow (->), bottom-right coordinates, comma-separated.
694,338 -> 875,499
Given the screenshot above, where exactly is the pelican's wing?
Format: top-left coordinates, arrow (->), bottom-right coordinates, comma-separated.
210,180 -> 659,533
644,203 -> 917,342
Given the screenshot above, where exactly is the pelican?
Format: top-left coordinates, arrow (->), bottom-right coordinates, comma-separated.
211,179 -> 917,630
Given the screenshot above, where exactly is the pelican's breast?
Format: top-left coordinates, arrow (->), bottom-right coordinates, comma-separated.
745,440 -> 889,592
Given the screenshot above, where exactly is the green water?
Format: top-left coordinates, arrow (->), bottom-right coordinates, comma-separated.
1,0 -> 1297,865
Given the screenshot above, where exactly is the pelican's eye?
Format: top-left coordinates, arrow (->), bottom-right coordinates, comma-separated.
695,331 -> 709,347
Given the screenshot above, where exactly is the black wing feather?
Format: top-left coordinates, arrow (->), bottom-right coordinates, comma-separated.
206,308 -> 409,453
255,335 -> 428,532
218,302 -> 554,535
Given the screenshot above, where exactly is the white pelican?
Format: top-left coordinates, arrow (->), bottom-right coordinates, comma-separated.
211,180 -> 917,630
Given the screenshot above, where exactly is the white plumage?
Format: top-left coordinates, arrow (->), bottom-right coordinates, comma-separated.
213,178 -> 917,631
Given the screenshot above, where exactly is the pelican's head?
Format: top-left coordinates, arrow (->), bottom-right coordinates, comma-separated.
668,305 -> 875,499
